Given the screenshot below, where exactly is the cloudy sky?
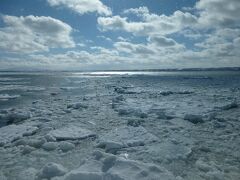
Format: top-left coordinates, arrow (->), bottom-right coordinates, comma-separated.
0,0 -> 240,70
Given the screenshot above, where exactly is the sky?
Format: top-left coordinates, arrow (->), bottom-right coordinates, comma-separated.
0,0 -> 240,71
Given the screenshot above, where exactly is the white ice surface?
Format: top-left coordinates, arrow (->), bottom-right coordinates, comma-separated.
0,72 -> 239,180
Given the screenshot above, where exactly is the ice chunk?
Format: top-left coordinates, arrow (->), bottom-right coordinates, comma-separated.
25,87 -> 46,92
60,159 -> 104,180
0,173 -> 7,180
184,114 -> 204,124
195,159 -> 212,172
99,126 -> 158,152
0,94 -> 20,101
160,91 -> 174,96
0,109 -> 31,125
205,170 -> 224,180
157,111 -> 174,120
127,119 -> 145,127
67,103 -> 88,110
59,141 -> 75,152
50,92 -> 59,96
112,95 -> 125,103
0,124 -> 38,145
106,157 -> 175,180
147,142 -> 192,163
18,168 -> 38,180
60,87 -> 78,91
27,138 -> 46,148
13,139 -> 27,146
22,145 -> 36,154
48,126 -> 96,141
45,134 -> 56,142
221,101 -> 238,110
97,140 -> 125,152
42,142 -> 58,151
61,171 -> 104,180
59,152 -> 175,180
159,90 -> 193,96
117,107 -> 148,118
36,162 -> 67,180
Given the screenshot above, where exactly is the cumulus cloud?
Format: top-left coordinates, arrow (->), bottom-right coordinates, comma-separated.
196,0 -> 240,28
148,36 -> 177,47
123,6 -> 149,16
0,15 -> 75,53
1,0 -> 240,70
195,28 -> 240,57
114,35 -> 184,61
114,41 -> 154,55
47,0 -> 112,16
98,7 -> 197,36
99,1 -> 240,36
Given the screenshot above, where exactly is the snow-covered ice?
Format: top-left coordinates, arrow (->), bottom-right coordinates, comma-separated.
0,71 -> 240,179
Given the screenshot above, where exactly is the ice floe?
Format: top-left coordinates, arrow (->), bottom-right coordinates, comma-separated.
0,109 -> 31,126
0,124 -> 38,145
59,141 -> 75,152
220,101 -> 238,110
26,138 -> 46,148
52,151 -> 175,180
42,142 -> 58,151
0,94 -> 20,101
36,162 -> 67,180
184,114 -> 204,124
18,168 -> 38,180
67,102 -> 88,110
48,125 -> 96,141
98,126 -> 158,152
159,90 -> 194,96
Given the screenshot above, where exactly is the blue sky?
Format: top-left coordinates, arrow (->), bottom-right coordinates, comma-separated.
0,0 -> 239,70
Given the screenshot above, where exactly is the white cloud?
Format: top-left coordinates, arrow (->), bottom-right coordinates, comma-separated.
0,15 -> 75,53
114,41 -> 154,55
148,36 -> 177,47
117,36 -> 130,42
1,0 -> 240,70
196,0 -> 240,28
97,35 -> 112,42
123,6 -> 149,16
179,29 -> 203,40
114,35 -> 185,61
98,1 -> 240,36
47,0 -> 112,16
98,9 -> 197,36
195,28 -> 240,57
